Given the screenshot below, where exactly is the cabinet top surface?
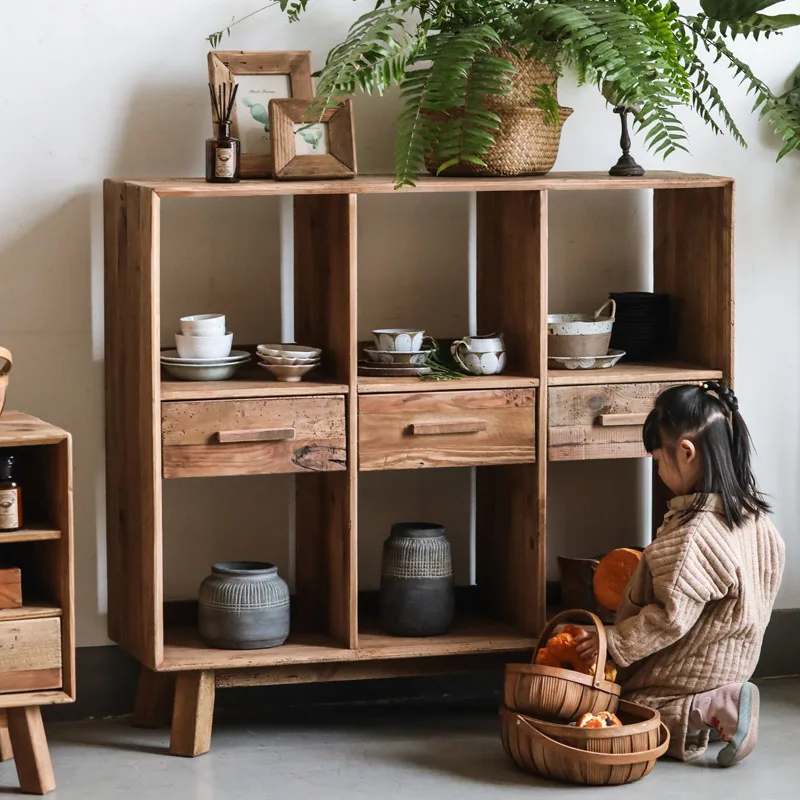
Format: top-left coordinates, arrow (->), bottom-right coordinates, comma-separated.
0,411 -> 69,444
108,171 -> 733,198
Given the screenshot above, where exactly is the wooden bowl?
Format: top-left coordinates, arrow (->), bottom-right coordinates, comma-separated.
504,609 -> 620,722
0,347 -> 12,416
500,701 -> 670,786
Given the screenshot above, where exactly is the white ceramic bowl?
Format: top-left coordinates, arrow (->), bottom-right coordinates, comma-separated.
371,329 -> 425,352
257,361 -> 318,383
258,354 -> 320,366
161,349 -> 249,365
364,348 -> 431,365
161,361 -> 245,382
179,314 -> 226,336
257,343 -> 322,359
175,332 -> 233,360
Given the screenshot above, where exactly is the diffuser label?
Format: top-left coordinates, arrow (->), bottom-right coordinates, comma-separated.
215,148 -> 236,178
0,489 -> 19,529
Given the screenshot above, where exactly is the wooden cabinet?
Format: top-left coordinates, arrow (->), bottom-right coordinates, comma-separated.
104,172 -> 732,759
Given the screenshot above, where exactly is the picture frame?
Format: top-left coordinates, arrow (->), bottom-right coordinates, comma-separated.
269,99 -> 357,181
207,51 -> 314,179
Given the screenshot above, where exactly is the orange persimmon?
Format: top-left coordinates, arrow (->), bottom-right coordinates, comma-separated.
593,547 -> 643,612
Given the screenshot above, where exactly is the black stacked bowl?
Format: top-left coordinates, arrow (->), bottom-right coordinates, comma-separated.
609,292 -> 670,361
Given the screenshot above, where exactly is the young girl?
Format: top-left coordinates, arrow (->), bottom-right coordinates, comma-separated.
575,381 -> 784,766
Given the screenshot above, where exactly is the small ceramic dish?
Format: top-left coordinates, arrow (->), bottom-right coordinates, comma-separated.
371,329 -> 425,352
548,349 -> 626,371
258,354 -> 320,366
179,314 -> 226,336
257,343 -> 322,359
175,331 -> 233,360
161,361 -> 246,381
257,361 -> 318,383
160,349 -> 250,365
364,348 -> 431,365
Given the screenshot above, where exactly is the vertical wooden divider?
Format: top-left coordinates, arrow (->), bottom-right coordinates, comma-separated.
293,194 -> 358,648
103,181 -> 164,668
475,191 -> 548,636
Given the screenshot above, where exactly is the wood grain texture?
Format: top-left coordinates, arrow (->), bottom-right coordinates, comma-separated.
207,51 -> 314,179
133,667 -> 175,729
216,428 -> 296,443
121,172 -> 733,198
0,710 -> 12,762
0,413 -> 68,447
0,567 -> 22,609
294,193 -> 358,648
548,362 -> 722,386
0,605 -> 61,623
410,420 -> 487,435
358,374 -> 538,394
597,413 -> 648,427
549,382 -> 681,461
170,671 -> 215,758
104,181 -> 163,669
161,396 -> 346,478
7,706 -> 55,794
654,185 -> 734,383
0,619 -> 61,693
0,528 -> 61,544
160,377 -> 348,401
359,389 -> 536,470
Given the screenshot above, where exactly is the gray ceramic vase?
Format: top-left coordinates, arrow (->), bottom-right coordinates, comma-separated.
198,561 -> 290,650
380,522 -> 455,637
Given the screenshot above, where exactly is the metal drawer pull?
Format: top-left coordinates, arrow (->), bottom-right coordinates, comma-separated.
216,428 -> 296,443
409,420 -> 487,436
596,413 -> 648,427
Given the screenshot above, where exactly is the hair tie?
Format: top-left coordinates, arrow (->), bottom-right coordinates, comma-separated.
701,380 -> 739,413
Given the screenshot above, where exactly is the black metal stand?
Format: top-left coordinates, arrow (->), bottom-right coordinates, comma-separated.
609,106 -> 644,177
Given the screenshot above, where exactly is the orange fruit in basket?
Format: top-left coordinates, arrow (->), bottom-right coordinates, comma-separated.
535,624 -> 590,673
577,711 -> 623,728
593,548 -> 642,612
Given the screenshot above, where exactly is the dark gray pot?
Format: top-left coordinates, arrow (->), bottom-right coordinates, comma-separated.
380,522 -> 454,637
198,561 -> 290,649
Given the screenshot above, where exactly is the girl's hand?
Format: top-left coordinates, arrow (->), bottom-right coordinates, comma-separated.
574,628 -> 599,663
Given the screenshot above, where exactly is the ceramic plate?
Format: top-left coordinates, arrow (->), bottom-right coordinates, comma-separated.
257,344 -> 322,358
364,348 -> 431,365
257,354 -> 321,366
161,361 -> 247,381
160,349 -> 251,365
548,349 -> 626,371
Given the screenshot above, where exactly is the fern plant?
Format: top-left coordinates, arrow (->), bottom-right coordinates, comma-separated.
209,0 -> 800,186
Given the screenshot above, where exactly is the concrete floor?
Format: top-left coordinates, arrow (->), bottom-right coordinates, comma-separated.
4,678 -> 796,799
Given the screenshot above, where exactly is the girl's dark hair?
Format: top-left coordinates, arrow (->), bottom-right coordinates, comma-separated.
642,381 -> 770,528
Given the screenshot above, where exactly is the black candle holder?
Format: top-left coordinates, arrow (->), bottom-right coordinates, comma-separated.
609,106 -> 645,177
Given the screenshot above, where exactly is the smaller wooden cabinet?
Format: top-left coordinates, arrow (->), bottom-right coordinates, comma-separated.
358,388 -> 537,471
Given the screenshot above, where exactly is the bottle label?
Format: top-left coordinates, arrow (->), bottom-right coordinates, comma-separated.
0,489 -> 19,529
215,148 -> 236,179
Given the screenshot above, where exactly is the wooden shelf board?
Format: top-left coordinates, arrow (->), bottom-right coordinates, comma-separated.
0,691 -> 72,709
0,604 -> 62,623
358,373 -> 538,394
121,172 -> 732,198
161,376 -> 349,401
547,362 -> 723,386
0,412 -> 69,446
0,526 -> 61,544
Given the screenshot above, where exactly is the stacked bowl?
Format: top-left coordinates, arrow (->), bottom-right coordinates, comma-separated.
256,344 -> 321,383
359,329 -> 432,377
547,300 -> 625,371
161,314 -> 250,381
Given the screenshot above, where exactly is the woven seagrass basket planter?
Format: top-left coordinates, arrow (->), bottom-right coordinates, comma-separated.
504,610 -> 620,722
500,701 -> 670,786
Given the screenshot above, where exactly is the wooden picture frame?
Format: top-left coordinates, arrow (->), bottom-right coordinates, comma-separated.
269,99 -> 357,181
207,51 -> 314,179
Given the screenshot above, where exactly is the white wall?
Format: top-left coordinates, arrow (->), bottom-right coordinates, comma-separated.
1,1 -> 798,647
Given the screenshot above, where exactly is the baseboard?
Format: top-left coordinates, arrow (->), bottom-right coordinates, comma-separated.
44,608 -> 799,723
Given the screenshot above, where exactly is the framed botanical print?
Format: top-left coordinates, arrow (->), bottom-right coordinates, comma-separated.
207,51 -> 314,178
269,99 -> 357,181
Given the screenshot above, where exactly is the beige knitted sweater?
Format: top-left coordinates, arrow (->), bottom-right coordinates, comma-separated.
606,494 -> 784,761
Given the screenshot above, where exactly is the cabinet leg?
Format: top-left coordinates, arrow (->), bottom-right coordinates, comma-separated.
133,666 -> 175,729
170,670 -> 215,757
6,707 -> 55,795
0,710 -> 13,761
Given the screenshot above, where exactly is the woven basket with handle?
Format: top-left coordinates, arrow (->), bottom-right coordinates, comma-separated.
0,348 -> 12,416
500,701 -> 670,786
504,609 -> 620,722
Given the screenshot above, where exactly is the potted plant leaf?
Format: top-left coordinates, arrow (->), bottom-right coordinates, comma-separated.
210,1 -> 800,186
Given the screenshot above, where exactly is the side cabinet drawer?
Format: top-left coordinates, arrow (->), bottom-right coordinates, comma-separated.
359,389 -> 536,471
162,396 -> 347,478
0,618 -> 62,694
549,382 -> 680,461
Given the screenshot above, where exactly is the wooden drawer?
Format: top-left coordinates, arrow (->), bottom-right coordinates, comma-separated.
161,396 -> 347,478
549,382 -> 679,461
0,618 -> 62,694
358,389 -> 536,471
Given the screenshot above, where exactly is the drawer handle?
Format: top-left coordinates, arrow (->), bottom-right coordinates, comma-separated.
216,428 -> 296,443
409,421 -> 487,436
596,413 -> 648,427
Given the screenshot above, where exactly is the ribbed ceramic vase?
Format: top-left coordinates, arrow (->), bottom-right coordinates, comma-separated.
198,561 -> 290,649
380,522 -> 454,637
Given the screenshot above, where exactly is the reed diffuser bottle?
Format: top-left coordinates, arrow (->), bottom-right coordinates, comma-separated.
206,83 -> 241,183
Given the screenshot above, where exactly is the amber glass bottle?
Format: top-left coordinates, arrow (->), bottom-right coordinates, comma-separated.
206,120 -> 241,183
0,453 -> 22,531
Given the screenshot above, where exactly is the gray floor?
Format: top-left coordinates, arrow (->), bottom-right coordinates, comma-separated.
4,678 -> 796,798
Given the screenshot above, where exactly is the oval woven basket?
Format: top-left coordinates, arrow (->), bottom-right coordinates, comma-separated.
0,348 -> 12,416
486,49 -> 559,110
500,702 -> 670,786
425,104 -> 573,178
504,609 -> 620,722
